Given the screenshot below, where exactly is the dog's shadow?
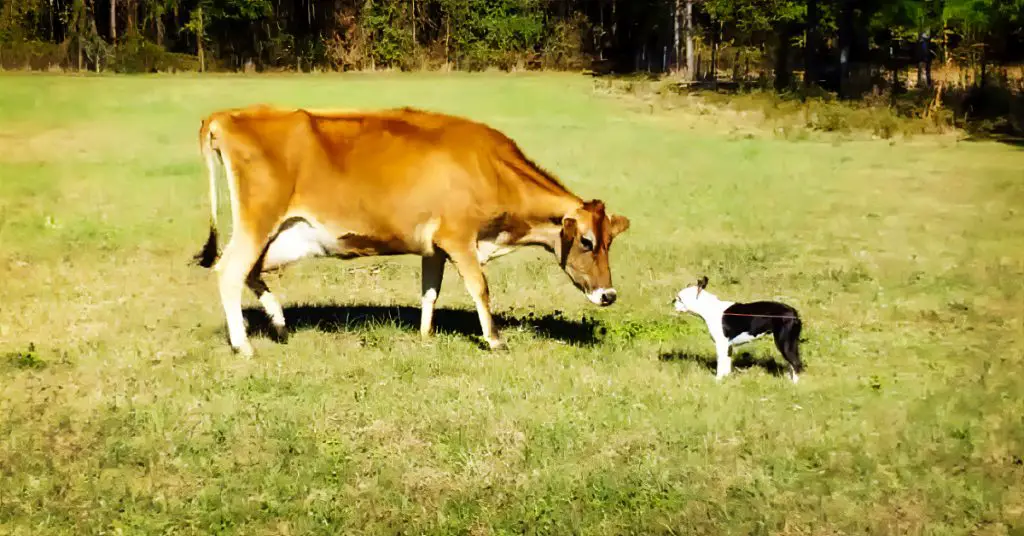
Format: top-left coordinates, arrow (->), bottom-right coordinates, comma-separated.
242,303 -> 605,347
659,350 -> 787,377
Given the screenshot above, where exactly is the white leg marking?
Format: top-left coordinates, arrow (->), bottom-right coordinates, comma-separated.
420,254 -> 445,338
258,291 -> 286,328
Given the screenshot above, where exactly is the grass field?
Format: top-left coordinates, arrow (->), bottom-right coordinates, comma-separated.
1,71 -> 1023,535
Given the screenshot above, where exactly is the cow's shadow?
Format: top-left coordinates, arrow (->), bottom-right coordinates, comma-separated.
242,303 -> 605,347
658,350 -> 787,377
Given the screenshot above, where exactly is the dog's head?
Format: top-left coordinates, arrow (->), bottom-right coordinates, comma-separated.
673,275 -> 709,313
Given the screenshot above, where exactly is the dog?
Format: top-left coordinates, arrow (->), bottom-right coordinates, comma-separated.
673,276 -> 804,383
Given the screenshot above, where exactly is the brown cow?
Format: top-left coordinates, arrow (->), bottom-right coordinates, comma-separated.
194,105 -> 630,356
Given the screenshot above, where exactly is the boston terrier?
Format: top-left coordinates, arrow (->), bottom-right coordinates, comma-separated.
673,276 -> 804,383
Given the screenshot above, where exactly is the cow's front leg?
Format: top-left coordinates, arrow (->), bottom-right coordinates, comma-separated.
420,252 -> 446,338
444,245 -> 504,350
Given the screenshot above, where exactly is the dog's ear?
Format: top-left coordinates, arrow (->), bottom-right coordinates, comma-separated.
697,276 -> 709,290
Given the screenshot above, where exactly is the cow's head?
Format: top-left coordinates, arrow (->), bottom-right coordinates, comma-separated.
557,199 -> 630,306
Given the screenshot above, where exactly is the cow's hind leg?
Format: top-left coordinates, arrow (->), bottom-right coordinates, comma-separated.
443,244 -> 504,350
215,234 -> 265,357
247,257 -> 288,343
420,252 -> 447,338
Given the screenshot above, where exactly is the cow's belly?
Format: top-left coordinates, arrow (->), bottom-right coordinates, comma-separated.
261,216 -> 423,270
262,218 -> 337,269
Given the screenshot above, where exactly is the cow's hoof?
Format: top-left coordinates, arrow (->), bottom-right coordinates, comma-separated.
271,324 -> 289,344
233,342 -> 254,358
487,339 -> 507,351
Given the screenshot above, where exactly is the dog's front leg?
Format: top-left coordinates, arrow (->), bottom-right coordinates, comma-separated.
715,339 -> 732,381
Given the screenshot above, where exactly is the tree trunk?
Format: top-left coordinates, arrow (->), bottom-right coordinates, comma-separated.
925,32 -> 932,87
684,0 -> 694,80
611,0 -> 617,46
128,0 -> 136,36
710,22 -> 718,82
837,0 -> 853,98
110,0 -> 116,42
979,39 -> 987,88
673,0 -> 681,72
917,29 -> 929,88
88,0 -> 100,71
926,21 -> 952,119
197,5 -> 205,72
888,39 -> 899,101
804,0 -> 818,89
774,24 -> 791,91
156,12 -> 164,47
411,0 -> 416,46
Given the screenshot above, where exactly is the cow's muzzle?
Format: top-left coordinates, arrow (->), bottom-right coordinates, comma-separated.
587,288 -> 617,306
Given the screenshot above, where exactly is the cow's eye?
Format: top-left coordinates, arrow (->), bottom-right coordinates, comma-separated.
580,236 -> 594,251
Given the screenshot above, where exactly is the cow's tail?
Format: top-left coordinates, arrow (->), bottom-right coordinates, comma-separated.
193,116 -> 222,269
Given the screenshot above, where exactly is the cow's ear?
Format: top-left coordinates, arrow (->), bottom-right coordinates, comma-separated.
561,217 -> 578,241
609,214 -> 630,238
697,276 -> 709,290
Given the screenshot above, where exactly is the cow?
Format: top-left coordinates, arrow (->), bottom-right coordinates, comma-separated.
193,105 -> 630,356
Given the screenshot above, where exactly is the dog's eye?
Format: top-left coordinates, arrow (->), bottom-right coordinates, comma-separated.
580,236 -> 593,251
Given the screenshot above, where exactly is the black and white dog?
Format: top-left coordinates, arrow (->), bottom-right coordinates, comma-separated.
673,276 -> 804,383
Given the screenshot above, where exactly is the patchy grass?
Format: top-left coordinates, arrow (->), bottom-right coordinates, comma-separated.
1,71 -> 1023,535
593,77 -> 963,142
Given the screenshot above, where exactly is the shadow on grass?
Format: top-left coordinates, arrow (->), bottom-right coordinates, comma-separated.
962,133 -> 1024,148
658,350 -> 787,377
242,303 -> 606,347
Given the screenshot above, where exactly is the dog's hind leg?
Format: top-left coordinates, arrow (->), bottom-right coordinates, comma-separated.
774,320 -> 804,384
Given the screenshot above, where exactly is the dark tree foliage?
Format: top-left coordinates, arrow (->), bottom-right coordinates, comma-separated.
1,0 -> 1022,94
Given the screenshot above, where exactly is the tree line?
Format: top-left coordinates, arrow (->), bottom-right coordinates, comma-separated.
1,0 -> 1022,95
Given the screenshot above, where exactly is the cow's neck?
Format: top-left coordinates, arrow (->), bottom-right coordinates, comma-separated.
512,191 -> 583,252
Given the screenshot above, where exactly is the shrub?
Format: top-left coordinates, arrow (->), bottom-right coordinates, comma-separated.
540,11 -> 591,70
109,36 -> 200,73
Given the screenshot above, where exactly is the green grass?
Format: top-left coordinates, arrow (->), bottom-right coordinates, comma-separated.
1,71 -> 1023,535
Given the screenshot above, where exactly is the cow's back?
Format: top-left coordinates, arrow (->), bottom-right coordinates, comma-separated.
275,109 -> 528,237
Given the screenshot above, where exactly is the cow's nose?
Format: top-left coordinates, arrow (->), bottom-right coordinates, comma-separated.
601,289 -> 617,306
